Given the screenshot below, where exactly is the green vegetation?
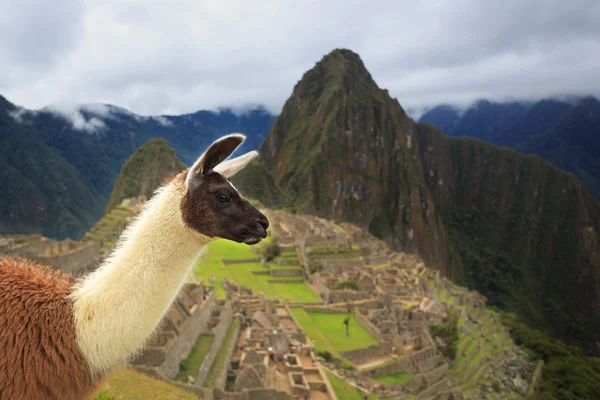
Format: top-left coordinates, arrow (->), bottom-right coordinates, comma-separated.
290,308 -> 378,356
374,372 -> 413,386
0,101 -> 104,240
259,238 -> 281,261
203,319 -> 240,388
105,138 -> 186,213
91,388 -> 116,400
333,280 -> 359,291
194,239 -> 320,302
430,317 -> 459,360
505,313 -> 600,400
325,370 -> 380,400
175,334 -> 214,382
89,368 -> 197,399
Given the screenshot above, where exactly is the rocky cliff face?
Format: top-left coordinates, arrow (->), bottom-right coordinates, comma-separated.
235,49 -> 600,348
258,49 -> 451,275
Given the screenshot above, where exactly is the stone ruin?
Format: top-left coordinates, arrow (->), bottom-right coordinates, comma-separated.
0,234 -> 100,275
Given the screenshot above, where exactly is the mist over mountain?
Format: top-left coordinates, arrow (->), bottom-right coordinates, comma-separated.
0,95 -> 275,239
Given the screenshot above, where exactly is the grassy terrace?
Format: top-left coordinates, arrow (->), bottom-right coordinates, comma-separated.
174,334 -> 214,383
446,306 -> 514,392
290,309 -> 379,359
325,371 -> 381,400
203,319 -> 240,388
193,239 -> 320,302
374,372 -> 413,386
90,368 -> 197,400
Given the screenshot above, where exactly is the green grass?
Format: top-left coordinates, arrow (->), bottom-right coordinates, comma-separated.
203,319 -> 240,387
291,309 -> 379,355
89,368 -> 197,400
174,334 -> 214,382
194,240 -> 320,302
374,372 -> 413,386
326,371 -> 380,400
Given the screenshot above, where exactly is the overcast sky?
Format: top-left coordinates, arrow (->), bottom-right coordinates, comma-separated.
1,0 -> 599,117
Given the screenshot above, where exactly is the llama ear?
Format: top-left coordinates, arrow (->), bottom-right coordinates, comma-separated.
186,133 -> 245,186
213,151 -> 258,178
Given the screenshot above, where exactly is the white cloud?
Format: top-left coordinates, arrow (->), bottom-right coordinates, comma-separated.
0,0 -> 599,115
7,107 -> 30,123
151,116 -> 173,127
44,103 -> 107,133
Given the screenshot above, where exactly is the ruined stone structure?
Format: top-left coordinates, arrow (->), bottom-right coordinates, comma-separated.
0,234 -> 100,275
131,282 -> 216,379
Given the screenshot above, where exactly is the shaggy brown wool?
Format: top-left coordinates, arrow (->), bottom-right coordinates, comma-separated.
0,256 -> 98,400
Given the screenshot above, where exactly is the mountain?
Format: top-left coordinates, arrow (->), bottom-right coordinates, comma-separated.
421,100 -> 532,143
0,96 -> 103,239
231,49 -> 600,349
1,98 -> 275,239
105,138 -> 186,213
419,97 -> 600,200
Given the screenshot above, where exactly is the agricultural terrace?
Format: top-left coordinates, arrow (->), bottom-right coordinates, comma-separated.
193,239 -> 321,303
290,308 -> 379,359
325,371 -> 382,400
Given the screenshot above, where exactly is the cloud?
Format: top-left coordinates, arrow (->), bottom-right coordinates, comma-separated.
7,107 -> 30,123
151,116 -> 173,127
0,0 -> 599,115
44,103 -> 107,133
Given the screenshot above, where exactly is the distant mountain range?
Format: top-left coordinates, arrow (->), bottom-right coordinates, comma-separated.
231,49 -> 600,351
0,95 -> 275,239
419,96 -> 600,200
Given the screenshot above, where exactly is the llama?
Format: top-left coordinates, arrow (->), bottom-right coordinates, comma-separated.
0,134 -> 269,400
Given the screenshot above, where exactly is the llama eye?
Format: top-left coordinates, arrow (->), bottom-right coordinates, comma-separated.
217,193 -> 230,203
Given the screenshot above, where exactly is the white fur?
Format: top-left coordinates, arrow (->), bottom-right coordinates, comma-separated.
186,133 -> 247,188
69,180 -> 211,376
213,150 -> 258,178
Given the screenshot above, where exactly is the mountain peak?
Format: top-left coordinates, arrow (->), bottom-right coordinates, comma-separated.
105,138 -> 186,213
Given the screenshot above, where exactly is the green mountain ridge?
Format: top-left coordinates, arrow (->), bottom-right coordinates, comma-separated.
231,48 -> 600,350
0,95 -> 274,239
105,138 -> 186,213
0,98 -> 103,239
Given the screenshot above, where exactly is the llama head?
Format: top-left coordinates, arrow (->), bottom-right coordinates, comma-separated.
181,133 -> 269,244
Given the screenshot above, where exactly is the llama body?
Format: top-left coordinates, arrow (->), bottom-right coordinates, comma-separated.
0,258 -> 96,400
0,134 -> 268,399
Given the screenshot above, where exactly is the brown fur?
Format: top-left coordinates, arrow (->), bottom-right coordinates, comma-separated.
0,256 -> 98,400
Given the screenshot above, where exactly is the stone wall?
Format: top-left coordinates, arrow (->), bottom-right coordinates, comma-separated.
210,387 -> 292,400
341,343 -> 391,365
131,291 -> 216,376
356,310 -> 382,340
269,268 -> 303,277
197,303 -> 234,386
266,279 -> 303,284
2,236 -> 100,275
273,258 -> 298,266
214,318 -> 243,390
417,377 -> 452,399
411,346 -> 440,373
223,258 -> 260,264
160,293 -> 217,378
422,363 -> 448,386
327,290 -> 369,303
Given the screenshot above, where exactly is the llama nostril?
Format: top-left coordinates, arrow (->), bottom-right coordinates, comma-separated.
258,217 -> 269,232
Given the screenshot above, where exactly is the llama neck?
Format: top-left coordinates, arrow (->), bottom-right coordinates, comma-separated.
70,184 -> 211,376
